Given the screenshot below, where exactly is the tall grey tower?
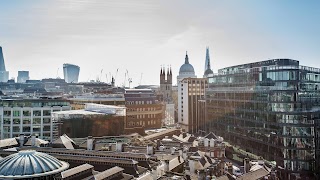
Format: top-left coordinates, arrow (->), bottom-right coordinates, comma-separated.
0,46 -> 9,82
203,47 -> 213,77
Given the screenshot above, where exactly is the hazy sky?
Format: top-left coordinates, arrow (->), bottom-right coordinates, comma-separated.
0,0 -> 319,86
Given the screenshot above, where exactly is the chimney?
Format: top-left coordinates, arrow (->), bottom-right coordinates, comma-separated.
31,135 -> 36,147
170,147 -> 176,155
227,162 -> 233,174
189,158 -> 196,174
147,144 -> 154,155
156,139 -> 161,150
19,134 -> 24,147
197,169 -> 206,180
244,158 -> 250,174
164,160 -> 170,172
87,136 -> 94,151
116,141 -> 123,152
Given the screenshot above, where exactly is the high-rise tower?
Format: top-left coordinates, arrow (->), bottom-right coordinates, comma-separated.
203,47 -> 213,77
63,63 -> 80,83
0,46 -> 9,82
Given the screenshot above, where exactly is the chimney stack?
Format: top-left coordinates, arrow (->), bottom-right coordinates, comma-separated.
87,136 -> 94,151
19,134 -> 24,147
31,135 -> 36,147
164,160 -> 170,172
116,141 -> 123,152
147,144 -> 154,155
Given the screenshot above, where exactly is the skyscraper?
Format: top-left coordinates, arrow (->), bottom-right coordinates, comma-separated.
17,71 -> 30,83
203,47 -> 213,77
63,63 -> 80,83
0,46 -> 9,82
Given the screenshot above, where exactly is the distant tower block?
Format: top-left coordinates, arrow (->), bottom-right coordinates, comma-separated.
0,46 -> 9,82
17,71 -> 30,83
63,63 -> 80,83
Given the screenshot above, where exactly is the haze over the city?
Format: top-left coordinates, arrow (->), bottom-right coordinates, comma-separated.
0,0 -> 319,86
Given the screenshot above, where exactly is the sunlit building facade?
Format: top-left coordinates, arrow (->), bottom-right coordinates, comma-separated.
206,59 -> 320,177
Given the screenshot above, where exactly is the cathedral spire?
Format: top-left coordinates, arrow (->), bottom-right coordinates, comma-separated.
185,51 -> 189,64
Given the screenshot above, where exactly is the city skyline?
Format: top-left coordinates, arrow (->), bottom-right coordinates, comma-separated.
0,0 -> 319,86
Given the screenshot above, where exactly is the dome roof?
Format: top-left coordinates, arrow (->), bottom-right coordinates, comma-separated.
179,53 -> 195,75
0,150 -> 69,179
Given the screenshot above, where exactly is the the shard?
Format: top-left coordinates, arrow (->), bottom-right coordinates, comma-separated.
0,46 -> 9,82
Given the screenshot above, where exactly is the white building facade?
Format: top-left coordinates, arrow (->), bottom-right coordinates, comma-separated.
0,99 -> 70,141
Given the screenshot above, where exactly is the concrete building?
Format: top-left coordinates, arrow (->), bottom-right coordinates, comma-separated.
63,63 -> 80,83
178,78 -> 208,133
17,71 -> 30,83
0,98 -> 71,140
206,59 -> 320,178
0,46 -> 9,82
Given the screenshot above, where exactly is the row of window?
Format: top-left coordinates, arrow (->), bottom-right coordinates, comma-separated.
126,100 -> 153,105
3,110 -> 52,117
3,118 -> 51,125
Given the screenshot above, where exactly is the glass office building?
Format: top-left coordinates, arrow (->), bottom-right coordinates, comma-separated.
63,63 -> 80,83
206,59 -> 320,177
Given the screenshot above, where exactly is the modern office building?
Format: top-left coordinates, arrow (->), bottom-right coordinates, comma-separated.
178,77 -> 208,133
0,46 -> 9,82
0,98 -> 71,141
63,63 -> 80,83
206,59 -> 320,178
17,71 -> 30,83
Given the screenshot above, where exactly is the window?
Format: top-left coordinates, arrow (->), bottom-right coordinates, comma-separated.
13,119 -> 20,124
3,118 -> 11,124
33,110 -> 41,116
4,111 -> 11,116
33,118 -> 41,124
43,118 -> 50,124
23,111 -> 31,116
13,126 -> 20,133
13,110 -> 20,117
23,126 -> 31,132
43,110 -> 51,116
23,119 -> 31,124
43,126 -> 51,131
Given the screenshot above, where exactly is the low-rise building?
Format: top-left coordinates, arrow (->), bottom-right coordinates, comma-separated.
52,103 -> 126,138
0,97 -> 70,140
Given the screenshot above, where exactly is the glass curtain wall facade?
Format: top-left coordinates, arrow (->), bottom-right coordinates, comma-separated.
206,59 -> 320,177
63,63 -> 80,83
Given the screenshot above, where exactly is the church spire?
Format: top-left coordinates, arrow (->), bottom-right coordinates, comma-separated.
185,51 -> 189,64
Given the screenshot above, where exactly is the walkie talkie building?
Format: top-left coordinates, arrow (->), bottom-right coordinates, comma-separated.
206,59 -> 320,178
63,63 -> 80,83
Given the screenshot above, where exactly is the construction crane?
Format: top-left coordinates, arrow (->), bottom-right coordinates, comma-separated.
139,73 -> 143,86
126,69 -> 132,88
56,68 -> 60,79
